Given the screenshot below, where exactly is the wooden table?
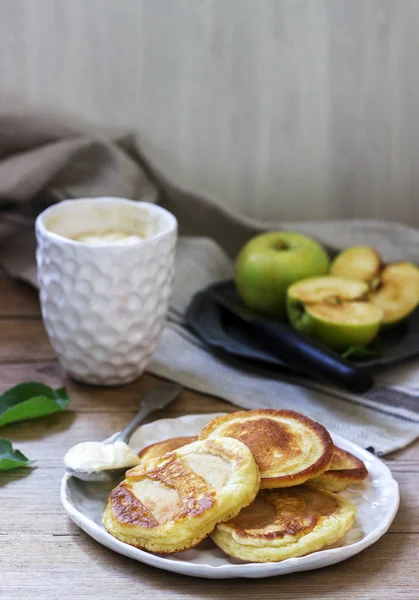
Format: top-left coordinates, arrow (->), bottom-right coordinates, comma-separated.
1,278 -> 418,600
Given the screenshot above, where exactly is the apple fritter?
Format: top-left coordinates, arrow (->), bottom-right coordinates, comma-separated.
211,485 -> 357,562
103,437 -> 260,553
199,409 -> 334,489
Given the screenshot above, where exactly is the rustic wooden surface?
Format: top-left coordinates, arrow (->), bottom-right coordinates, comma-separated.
0,277 -> 418,599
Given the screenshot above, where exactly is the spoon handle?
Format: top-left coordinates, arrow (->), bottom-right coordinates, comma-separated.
112,382 -> 183,444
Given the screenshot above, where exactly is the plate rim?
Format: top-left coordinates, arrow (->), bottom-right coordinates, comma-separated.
61,412 -> 400,579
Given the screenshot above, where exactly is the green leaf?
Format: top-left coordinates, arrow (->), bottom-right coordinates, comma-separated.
341,345 -> 382,360
0,382 -> 71,427
0,438 -> 31,470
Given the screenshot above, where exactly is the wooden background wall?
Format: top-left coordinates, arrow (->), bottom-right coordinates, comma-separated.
0,0 -> 418,226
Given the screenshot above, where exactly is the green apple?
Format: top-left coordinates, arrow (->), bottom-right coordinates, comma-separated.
331,246 -> 419,326
369,262 -> 419,326
234,232 -> 330,319
287,276 -> 383,351
331,246 -> 382,283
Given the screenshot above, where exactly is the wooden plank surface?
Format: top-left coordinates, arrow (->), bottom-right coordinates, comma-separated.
0,278 -> 418,600
1,534 -> 417,600
0,279 -> 41,317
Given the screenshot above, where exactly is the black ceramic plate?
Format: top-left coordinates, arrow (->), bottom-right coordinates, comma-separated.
185,280 -> 419,371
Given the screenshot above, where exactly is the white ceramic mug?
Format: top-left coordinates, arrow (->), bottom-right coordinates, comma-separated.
35,197 -> 177,385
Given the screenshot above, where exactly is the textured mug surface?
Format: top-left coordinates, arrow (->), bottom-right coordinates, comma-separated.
35,197 -> 177,385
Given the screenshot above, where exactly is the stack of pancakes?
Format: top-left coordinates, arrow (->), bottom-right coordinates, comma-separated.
103,409 -> 367,562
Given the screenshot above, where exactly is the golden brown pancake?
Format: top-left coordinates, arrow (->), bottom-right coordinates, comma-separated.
310,446 -> 368,492
199,409 -> 333,488
137,436 -> 197,464
211,485 -> 357,562
103,437 -> 260,553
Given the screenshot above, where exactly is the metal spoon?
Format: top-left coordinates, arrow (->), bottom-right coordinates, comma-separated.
64,382 -> 183,482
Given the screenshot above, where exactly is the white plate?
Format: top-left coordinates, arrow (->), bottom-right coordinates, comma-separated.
61,413 -> 399,579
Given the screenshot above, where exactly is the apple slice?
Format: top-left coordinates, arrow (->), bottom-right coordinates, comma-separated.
287,276 -> 368,304
287,277 -> 383,351
332,246 -> 419,326
369,262 -> 419,326
331,246 -> 382,282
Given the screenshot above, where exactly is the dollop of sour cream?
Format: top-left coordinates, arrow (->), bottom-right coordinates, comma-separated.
72,230 -> 144,246
63,441 -> 140,473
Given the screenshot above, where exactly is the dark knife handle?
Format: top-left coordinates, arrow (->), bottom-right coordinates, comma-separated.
247,318 -> 374,394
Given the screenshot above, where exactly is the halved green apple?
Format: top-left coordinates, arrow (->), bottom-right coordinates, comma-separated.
331,246 -> 382,283
369,262 -> 419,326
331,246 -> 419,326
287,276 -> 384,351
